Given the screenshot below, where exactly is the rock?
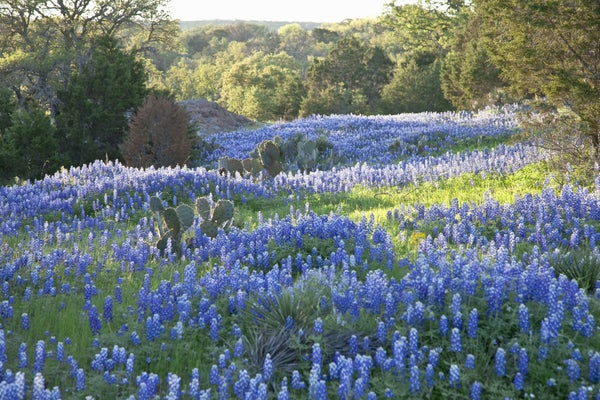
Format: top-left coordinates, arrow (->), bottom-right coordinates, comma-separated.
178,99 -> 254,134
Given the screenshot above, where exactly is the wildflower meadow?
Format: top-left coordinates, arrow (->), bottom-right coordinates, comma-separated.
1,107 -> 600,399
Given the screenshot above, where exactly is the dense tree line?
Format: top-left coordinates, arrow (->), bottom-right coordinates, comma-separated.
1,0 -> 598,182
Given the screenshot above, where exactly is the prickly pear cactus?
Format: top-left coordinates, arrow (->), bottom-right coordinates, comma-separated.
243,158 -> 262,175
213,199 -> 234,226
149,196 -> 164,213
176,204 -> 195,231
196,197 -> 211,221
163,208 -> 181,237
200,220 -> 218,238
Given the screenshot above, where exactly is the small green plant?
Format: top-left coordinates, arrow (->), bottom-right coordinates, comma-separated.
196,196 -> 235,238
149,196 -> 195,255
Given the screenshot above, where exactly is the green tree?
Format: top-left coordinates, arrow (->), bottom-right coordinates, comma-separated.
440,11 -> 505,109
380,51 -> 452,113
0,0 -> 172,116
475,0 -> 600,161
220,52 -> 305,121
300,36 -> 393,116
56,36 -> 147,165
0,105 -> 62,182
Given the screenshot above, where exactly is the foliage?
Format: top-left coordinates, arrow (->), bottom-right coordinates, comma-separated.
0,105 -> 63,183
56,36 -> 148,166
440,10 -> 506,110
475,0 -> 600,162
300,36 -> 394,116
122,95 -> 194,168
380,52 -> 453,113
220,52 -> 305,121
2,110 -> 600,399
149,196 -> 195,256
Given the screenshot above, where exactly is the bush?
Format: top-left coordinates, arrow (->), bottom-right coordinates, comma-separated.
122,96 -> 194,168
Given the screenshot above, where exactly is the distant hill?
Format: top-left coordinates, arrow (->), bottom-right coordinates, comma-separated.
178,20 -> 324,31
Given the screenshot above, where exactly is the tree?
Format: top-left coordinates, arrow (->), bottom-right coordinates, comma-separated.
300,36 -> 393,116
380,51 -> 452,113
475,0 -> 600,160
220,52 -> 305,121
440,11 -> 505,109
122,96 -> 194,168
0,105 -> 63,182
56,36 -> 147,166
0,0 -> 173,116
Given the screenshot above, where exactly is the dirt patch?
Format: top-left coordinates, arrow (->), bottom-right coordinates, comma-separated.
179,99 -> 254,134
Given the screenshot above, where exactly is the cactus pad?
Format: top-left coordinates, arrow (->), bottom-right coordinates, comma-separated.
243,158 -> 263,175
227,158 -> 245,177
200,220 -> 218,238
212,199 -> 234,226
264,160 -> 283,177
149,196 -> 164,213
163,208 -> 181,236
176,204 -> 195,230
258,140 -> 280,166
196,197 -> 212,220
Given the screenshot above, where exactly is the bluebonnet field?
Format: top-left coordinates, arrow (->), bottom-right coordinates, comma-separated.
1,107 -> 599,399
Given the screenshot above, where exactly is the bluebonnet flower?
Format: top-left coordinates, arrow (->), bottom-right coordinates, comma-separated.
450,327 -> 462,353
465,354 -> 475,369
375,347 -> 386,368
34,340 -> 45,374
75,368 -> 85,391
126,353 -> 135,378
277,378 -> 290,400
18,342 -> 27,368
20,313 -> 29,331
291,370 -> 305,390
209,317 -> 219,342
513,372 -> 524,391
313,318 -> 323,335
408,328 -> 418,354
33,373 -> 46,399
377,321 -> 386,344
145,314 -> 162,342
410,364 -> 420,393
314,380 -> 327,400
518,347 -> 528,376
449,364 -> 460,388
589,352 -> 600,383
470,381 -> 482,400
425,363 -> 434,388
234,369 -> 249,398
103,295 -> 113,322
495,348 -> 506,377
467,308 -> 478,338
88,304 -> 102,335
209,364 -> 219,385
349,335 -> 359,357
130,331 -> 141,345
439,315 -> 449,336
56,341 -> 64,362
264,353 -> 273,382
354,377 -> 365,399
566,358 -> 580,382
518,303 -> 530,333
115,285 -> 122,304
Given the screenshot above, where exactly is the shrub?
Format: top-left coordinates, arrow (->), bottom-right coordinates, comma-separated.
122,96 -> 194,168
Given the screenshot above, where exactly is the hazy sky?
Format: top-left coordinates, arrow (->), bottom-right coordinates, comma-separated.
168,0 -> 395,22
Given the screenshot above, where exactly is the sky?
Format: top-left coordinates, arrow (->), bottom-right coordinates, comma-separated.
167,0 -> 395,23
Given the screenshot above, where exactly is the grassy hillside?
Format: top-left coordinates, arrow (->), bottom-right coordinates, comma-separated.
1,107 -> 599,399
